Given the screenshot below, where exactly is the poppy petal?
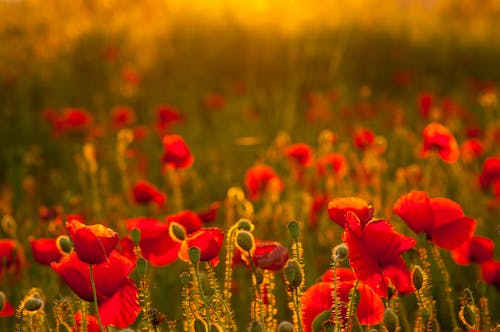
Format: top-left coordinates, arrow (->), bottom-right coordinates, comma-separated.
382,256 -> 414,295
328,197 -> 373,228
393,191 -> 433,235
431,217 -> 476,250
355,282 -> 385,325
98,278 -> 140,328
429,197 -> 464,228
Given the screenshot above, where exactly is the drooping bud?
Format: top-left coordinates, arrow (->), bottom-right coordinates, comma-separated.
56,235 -> 73,254
247,319 -> 263,332
130,228 -> 141,246
194,319 -> 208,332
236,230 -> 255,252
332,244 -> 348,261
188,246 -> 201,265
284,259 -> 302,289
412,265 -> 424,291
180,271 -> 191,287
169,222 -> 186,242
288,220 -> 299,240
277,321 -> 294,332
24,296 -> 43,312
383,308 -> 398,332
254,267 -> 264,285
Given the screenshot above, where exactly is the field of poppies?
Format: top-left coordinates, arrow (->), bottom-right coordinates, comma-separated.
1,0 -> 500,331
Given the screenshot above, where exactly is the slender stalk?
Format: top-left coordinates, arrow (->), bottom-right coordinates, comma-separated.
89,264 -> 105,332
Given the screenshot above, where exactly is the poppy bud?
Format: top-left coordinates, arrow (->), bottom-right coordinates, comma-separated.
130,228 -> 141,246
284,259 -> 302,289
24,296 -> 43,312
194,319 -> 208,332
169,222 -> 186,242
333,244 -> 348,261
277,321 -> 294,332
180,271 -> 191,286
188,246 -> 201,265
248,320 -> 263,332
288,220 -> 299,240
412,266 -> 424,291
461,304 -> 476,328
56,235 -> 73,254
254,267 -> 264,285
236,231 -> 255,252
236,219 -> 253,231
136,257 -> 148,275
383,308 -> 398,332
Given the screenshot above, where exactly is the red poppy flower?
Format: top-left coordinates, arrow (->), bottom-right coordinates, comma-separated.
74,311 -> 100,332
0,239 -> 23,277
354,128 -> 376,150
197,202 -> 221,223
393,191 -> 476,249
125,217 -> 179,266
244,164 -> 284,200
315,153 -> 347,178
233,241 -> 289,271
178,228 -> 224,266
328,197 -> 373,228
300,280 -> 384,332
479,157 -> 500,191
417,92 -> 434,119
39,205 -> 63,222
61,108 -> 93,132
451,236 -> 494,265
460,138 -> 484,162
66,215 -> 119,265
203,93 -> 226,110
156,105 -> 183,133
420,123 -> 459,163
166,210 -> 203,234
122,65 -> 141,86
320,267 -> 356,283
161,135 -> 194,169
131,180 -> 166,207
0,292 -> 14,317
51,251 -> 139,327
111,105 -> 135,129
284,143 -> 314,167
343,212 -> 416,298
29,237 -> 63,265
309,193 -> 329,228
481,260 -> 500,289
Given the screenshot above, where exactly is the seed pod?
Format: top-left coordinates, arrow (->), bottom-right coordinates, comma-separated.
56,235 -> 73,254
333,244 -> 348,261
463,304 -> 476,327
277,321 -> 294,332
236,231 -> 254,252
188,246 -> 201,265
383,308 -> 398,332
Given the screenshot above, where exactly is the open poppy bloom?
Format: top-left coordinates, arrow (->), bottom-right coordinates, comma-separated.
481,260 -> 500,289
161,134 -> 194,169
29,237 -> 63,265
393,191 -> 476,250
66,215 -> 119,265
460,138 -> 484,162
284,143 -> 314,167
479,157 -> 500,191
51,251 -> 140,328
244,164 -> 284,200
420,123 -> 459,163
125,217 -> 180,266
196,202 -> 220,223
131,180 -> 166,207
74,310 -> 100,332
156,105 -> 183,133
451,236 -> 494,265
234,241 -> 289,271
315,153 -> 347,178
300,279 -> 384,332
328,197 -> 373,228
0,239 -> 24,277
343,212 -> 416,298
0,292 -> 14,317
178,228 -> 224,266
354,128 -> 376,150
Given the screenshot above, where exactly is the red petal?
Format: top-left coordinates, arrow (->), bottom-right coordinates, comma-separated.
451,236 -> 494,265
429,197 -> 464,228
300,282 -> 333,332
431,217 -> 476,250
328,197 -> 373,228
393,191 -> 433,235
481,261 -> 500,288
382,257 -> 415,295
321,267 -> 356,283
98,278 -> 140,328
355,282 -> 385,325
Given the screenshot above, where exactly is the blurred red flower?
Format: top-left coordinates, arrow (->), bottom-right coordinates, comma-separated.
420,123 -> 459,163
234,241 -> 289,271
244,164 -> 284,200
0,292 -> 14,317
328,197 -> 373,228
29,237 -> 63,265
417,92 -> 434,119
479,157 -> 500,191
161,135 -> 194,169
393,191 -> 476,250
451,236 -> 494,265
51,251 -> 139,328
315,153 -> 347,178
196,202 -> 221,223
111,105 -> 135,129
66,215 -> 119,265
61,108 -> 93,132
156,105 -> 183,133
131,180 -> 166,207
166,210 -> 203,234
460,138 -> 484,162
481,260 -> 500,289
203,93 -> 226,110
354,128 -> 376,150
343,212 -> 416,298
284,143 -> 314,167
0,239 -> 24,277
74,311 -> 100,332
178,228 -> 224,266
309,193 -> 329,227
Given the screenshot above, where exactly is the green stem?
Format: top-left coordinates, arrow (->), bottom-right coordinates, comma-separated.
89,264 -> 105,332
332,258 -> 340,332
193,264 -> 212,330
247,250 -> 266,332
292,289 -> 304,332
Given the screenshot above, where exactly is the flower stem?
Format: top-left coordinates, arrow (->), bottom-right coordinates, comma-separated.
89,264 -> 105,332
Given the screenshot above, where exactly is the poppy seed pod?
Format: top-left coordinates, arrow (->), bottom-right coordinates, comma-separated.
333,244 -> 348,261
24,296 -> 43,312
236,231 -> 255,252
194,318 -> 208,332
412,266 -> 424,291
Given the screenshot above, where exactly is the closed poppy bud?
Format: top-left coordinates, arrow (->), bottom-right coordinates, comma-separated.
277,321 -> 294,332
383,308 -> 398,332
180,271 -> 191,286
284,259 -> 302,289
248,320 -> 263,332
130,228 -> 141,246
56,235 -> 73,254
254,267 -> 264,285
236,231 -> 255,252
412,266 -> 425,291
188,246 -> 201,265
194,319 -> 208,332
237,219 -> 254,231
66,216 -> 119,265
288,220 -> 299,240
170,222 -> 186,242
24,296 -> 43,312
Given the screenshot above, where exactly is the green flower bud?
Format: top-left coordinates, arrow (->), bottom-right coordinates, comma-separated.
412,266 -> 424,291
383,308 -> 398,332
236,230 -> 254,252
255,267 -> 264,285
188,246 -> 201,265
130,228 -> 141,246
24,296 -> 43,312
463,304 -> 476,327
288,220 -> 299,240
284,259 -> 302,289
